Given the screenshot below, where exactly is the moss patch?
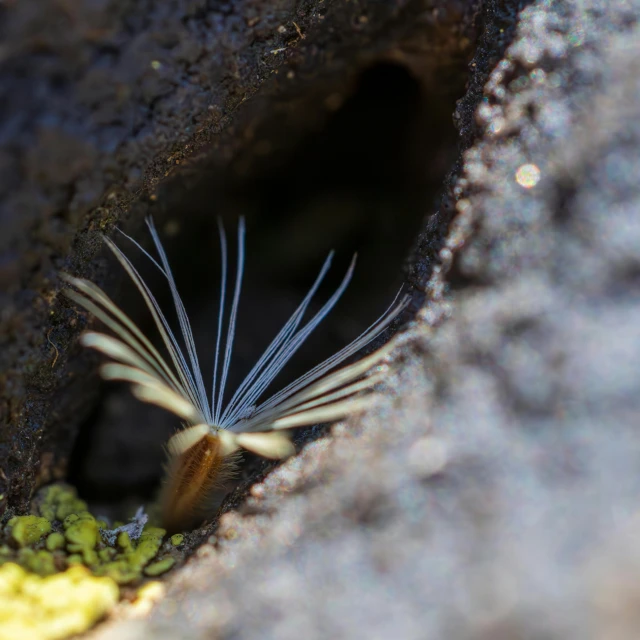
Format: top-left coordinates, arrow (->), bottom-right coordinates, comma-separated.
1,484 -> 179,583
0,483 -> 185,638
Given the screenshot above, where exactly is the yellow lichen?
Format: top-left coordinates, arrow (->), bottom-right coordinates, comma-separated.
0,563 -> 118,640
130,580 -> 166,616
0,482 -> 180,638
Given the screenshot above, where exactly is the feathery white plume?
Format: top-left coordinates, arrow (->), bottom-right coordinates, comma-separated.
62,217 -> 408,530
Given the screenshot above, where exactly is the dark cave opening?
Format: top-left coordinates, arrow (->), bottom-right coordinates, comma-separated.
67,60 -> 463,520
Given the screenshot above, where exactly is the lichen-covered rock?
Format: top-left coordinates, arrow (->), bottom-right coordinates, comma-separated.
1,484 -> 177,586
37,484 -> 90,522
0,563 -> 118,640
84,1 -> 640,639
5,1 -> 640,640
0,0 -> 481,518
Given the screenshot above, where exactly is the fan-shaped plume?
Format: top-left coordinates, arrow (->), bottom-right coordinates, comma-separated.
62,217 -> 409,531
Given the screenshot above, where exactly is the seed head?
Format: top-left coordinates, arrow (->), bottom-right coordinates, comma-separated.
62,218 -> 408,531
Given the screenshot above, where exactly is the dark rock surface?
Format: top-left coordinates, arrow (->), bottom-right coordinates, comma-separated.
0,0 -> 480,512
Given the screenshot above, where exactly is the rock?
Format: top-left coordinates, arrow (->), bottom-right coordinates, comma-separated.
98,1 -> 640,638
5,0 -> 640,639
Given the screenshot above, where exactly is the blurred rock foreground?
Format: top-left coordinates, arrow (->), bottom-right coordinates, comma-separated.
2,0 -> 640,638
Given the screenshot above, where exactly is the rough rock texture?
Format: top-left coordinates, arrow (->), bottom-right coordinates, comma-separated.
91,0 -> 639,638
3,0 -> 640,638
0,0 -> 480,512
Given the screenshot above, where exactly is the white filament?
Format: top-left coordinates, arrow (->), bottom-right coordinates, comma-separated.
63,217 -> 409,458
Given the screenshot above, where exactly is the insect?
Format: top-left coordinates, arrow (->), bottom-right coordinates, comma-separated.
62,217 -> 408,532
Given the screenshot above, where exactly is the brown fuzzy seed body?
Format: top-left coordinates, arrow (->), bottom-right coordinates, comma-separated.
160,434 -> 237,533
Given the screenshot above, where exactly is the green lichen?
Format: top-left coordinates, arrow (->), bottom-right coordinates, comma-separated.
131,527 -> 166,568
117,530 -> 132,551
144,557 -> 176,576
170,533 -> 184,546
98,547 -> 116,562
96,559 -> 141,585
7,515 -> 52,546
1,483 -> 180,584
46,532 -> 65,551
18,547 -> 57,575
36,484 -> 88,522
0,482 -> 181,639
64,511 -> 100,567
95,526 -> 168,584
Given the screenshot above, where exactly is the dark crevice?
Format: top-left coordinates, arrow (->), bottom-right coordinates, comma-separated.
66,58 -> 464,518
52,1 -> 529,528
